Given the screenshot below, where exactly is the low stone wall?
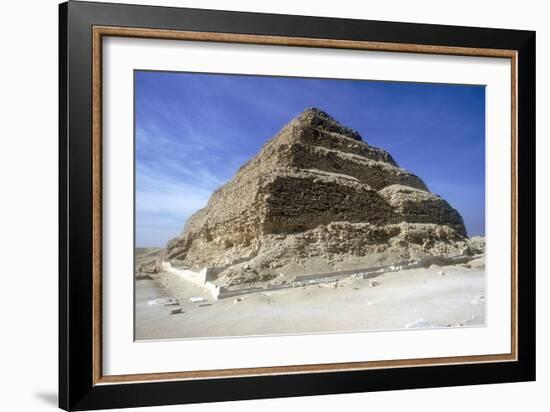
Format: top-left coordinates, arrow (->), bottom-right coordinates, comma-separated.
213,253 -> 483,300
161,262 -> 220,296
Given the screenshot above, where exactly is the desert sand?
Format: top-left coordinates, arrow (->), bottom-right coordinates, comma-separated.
139,109 -> 486,341
135,250 -> 485,341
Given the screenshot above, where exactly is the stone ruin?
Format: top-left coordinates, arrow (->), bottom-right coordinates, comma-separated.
164,108 -> 483,292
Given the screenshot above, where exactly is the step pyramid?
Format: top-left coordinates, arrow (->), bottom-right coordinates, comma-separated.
165,108 -> 473,288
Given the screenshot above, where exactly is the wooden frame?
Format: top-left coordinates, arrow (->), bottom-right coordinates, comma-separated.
60,1 -> 535,410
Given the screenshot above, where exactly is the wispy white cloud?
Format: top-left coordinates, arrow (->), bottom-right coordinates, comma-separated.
134,71 -> 485,245
135,163 -> 213,246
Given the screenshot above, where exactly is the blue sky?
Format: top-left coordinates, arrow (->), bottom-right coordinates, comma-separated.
135,71 -> 485,247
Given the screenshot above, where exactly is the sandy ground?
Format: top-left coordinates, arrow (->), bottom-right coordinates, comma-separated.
135,255 -> 485,340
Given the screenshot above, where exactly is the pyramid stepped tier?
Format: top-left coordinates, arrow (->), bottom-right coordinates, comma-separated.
165,170 -> 395,264
379,185 -> 467,237
261,170 -> 396,233
165,108 -> 469,285
273,143 -> 428,191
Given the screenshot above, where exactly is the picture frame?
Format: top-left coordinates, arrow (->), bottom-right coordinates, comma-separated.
59,1 -> 536,410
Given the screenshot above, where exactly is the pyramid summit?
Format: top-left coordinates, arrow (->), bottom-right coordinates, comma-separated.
296,107 -> 363,141
165,108 -> 473,289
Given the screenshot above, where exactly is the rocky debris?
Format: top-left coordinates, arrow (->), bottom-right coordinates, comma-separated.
368,280 -> 380,287
165,107 -> 477,289
471,295 -> 485,305
147,298 -> 177,306
467,236 -> 485,254
137,260 -> 161,276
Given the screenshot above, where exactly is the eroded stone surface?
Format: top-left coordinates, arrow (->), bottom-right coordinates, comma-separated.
379,185 -> 467,237
165,108 -> 471,287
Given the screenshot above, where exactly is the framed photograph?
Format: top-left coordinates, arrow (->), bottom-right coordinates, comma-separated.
59,1 -> 535,410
